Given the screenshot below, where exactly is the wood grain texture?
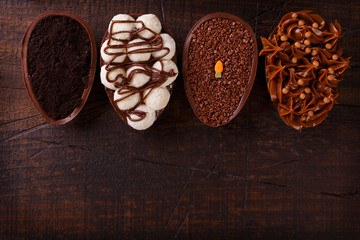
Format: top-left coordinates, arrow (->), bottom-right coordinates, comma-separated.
0,0 -> 359,239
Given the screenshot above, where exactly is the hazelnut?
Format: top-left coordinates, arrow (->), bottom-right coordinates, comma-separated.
325,43 -> 332,49
292,57 -> 298,64
305,47 -> 311,54
304,39 -> 311,46
312,60 -> 319,67
307,110 -> 314,117
323,97 -> 331,104
312,22 -> 319,28
301,115 -> 307,121
282,88 -> 289,94
280,35 -> 288,41
328,67 -> 335,74
327,74 -> 335,81
332,54 -> 339,60
297,79 -> 304,85
311,49 -> 318,56
305,87 -> 311,94
298,20 -> 305,26
305,32 -> 312,38
294,41 -> 301,48
292,13 -> 298,18
300,93 -> 306,99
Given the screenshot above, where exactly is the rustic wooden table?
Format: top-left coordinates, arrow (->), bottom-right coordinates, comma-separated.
1,0 -> 359,239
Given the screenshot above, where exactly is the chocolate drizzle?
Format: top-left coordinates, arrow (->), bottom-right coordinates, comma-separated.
101,17 -> 176,122
259,10 -> 350,130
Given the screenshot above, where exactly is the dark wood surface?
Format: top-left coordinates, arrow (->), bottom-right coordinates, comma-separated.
0,0 -> 359,239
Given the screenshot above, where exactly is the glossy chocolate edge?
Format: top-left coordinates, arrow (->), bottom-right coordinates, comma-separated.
182,12 -> 258,127
21,10 -> 97,125
102,14 -> 177,126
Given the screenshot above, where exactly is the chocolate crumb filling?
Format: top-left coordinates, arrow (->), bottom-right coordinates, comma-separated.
27,16 -> 91,120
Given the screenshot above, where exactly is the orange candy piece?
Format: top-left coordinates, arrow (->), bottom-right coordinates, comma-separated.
215,60 -> 223,78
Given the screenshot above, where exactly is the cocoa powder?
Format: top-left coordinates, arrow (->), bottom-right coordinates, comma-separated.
187,18 -> 255,126
27,16 -> 91,120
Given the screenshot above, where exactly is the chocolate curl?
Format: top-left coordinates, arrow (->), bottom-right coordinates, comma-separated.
278,97 -> 294,116
277,74 -> 286,103
317,69 -> 336,89
291,45 -> 308,59
308,29 -> 323,44
266,60 -> 289,79
266,61 -> 288,102
318,50 -> 349,70
259,37 -> 289,63
331,57 -> 351,74
301,112 -> 328,128
280,112 -> 303,131
329,21 -> 343,37
278,12 -> 295,24
298,95 -> 316,115
287,86 -> 306,98
297,58 -> 317,79
323,22 -> 342,49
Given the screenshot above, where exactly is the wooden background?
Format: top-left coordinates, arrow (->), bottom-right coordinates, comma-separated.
0,0 -> 359,239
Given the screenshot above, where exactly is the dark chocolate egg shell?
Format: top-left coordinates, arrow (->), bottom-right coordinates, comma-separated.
101,14 -> 177,126
182,12 -> 258,127
21,11 -> 97,125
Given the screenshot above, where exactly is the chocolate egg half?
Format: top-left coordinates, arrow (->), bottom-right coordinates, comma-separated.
183,12 -> 258,127
21,11 -> 97,125
100,14 -> 178,130
259,10 -> 350,131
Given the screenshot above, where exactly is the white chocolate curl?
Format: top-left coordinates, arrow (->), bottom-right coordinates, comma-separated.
108,14 -> 135,40
127,104 -> 156,130
101,39 -> 126,63
114,88 -> 140,110
127,65 -> 150,88
152,33 -> 176,60
135,14 -> 162,39
100,65 -> 126,90
152,60 -> 179,87
144,87 -> 170,111
127,39 -> 151,62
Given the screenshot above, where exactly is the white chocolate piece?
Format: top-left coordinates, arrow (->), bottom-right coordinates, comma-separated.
100,65 -> 126,90
152,60 -> 179,87
127,65 -> 150,88
152,33 -> 176,60
101,39 -> 126,63
127,104 -> 156,130
108,14 -> 135,40
127,39 -> 151,62
144,87 -> 170,111
114,88 -> 140,110
135,14 -> 162,39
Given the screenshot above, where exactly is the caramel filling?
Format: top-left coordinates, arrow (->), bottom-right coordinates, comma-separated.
259,10 -> 350,130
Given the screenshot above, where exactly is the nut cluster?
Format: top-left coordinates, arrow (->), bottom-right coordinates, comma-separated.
260,10 -> 350,130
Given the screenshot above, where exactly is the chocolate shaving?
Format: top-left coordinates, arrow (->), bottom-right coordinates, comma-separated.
187,17 -> 255,126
